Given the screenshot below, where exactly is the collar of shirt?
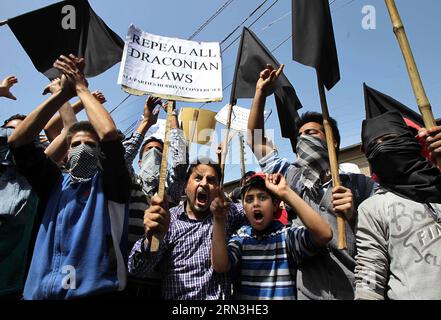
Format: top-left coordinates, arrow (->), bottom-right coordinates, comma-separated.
247,220 -> 284,238
175,201 -> 213,222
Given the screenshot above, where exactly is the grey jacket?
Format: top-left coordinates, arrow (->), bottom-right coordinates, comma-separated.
355,189 -> 441,300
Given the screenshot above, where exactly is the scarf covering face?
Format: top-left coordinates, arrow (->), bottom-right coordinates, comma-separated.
294,135 -> 330,198
362,111 -> 441,203
139,147 -> 162,195
67,143 -> 100,184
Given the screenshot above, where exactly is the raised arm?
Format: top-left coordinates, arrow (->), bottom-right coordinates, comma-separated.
44,89 -> 106,142
137,96 -> 162,135
210,189 -> 231,273
247,64 -> 284,159
265,173 -> 333,246
53,55 -> 118,142
123,96 -> 161,169
8,76 -> 73,148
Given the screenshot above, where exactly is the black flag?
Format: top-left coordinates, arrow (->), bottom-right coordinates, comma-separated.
364,83 -> 424,128
292,0 -> 340,90
230,27 -> 302,151
7,0 -> 123,79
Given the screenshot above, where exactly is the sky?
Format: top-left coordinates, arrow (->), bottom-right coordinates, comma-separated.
0,0 -> 440,183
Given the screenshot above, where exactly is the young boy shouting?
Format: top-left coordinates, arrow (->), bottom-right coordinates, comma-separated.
211,173 -> 332,300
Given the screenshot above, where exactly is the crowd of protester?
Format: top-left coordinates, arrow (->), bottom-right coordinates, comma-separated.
1,56 -> 441,300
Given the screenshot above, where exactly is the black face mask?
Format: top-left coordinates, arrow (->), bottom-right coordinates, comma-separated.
367,134 -> 422,180
363,112 -> 441,203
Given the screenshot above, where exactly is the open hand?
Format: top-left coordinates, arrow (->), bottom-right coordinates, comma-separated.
144,96 -> 162,126
0,76 -> 18,100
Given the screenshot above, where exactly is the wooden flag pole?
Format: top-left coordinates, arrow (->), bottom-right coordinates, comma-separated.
317,71 -> 346,250
220,103 -> 235,187
239,132 -> 246,177
385,0 -> 441,167
150,100 -> 175,252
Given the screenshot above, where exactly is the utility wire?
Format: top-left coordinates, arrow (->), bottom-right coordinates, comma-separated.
188,0 -> 235,40
220,0 -> 271,45
222,0 -> 280,53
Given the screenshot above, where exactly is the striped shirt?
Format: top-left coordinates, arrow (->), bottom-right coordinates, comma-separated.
128,202 -> 247,300
228,221 -> 319,300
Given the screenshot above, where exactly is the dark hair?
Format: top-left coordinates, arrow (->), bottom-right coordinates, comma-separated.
139,136 -> 164,159
240,170 -> 256,186
240,175 -> 276,202
2,114 -> 26,128
295,111 -> 341,153
185,158 -> 222,185
66,121 -> 98,146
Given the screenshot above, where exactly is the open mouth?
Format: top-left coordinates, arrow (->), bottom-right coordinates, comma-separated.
253,211 -> 264,222
196,189 -> 208,206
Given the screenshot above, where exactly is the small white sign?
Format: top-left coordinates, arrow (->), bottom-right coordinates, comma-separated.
215,104 -> 270,132
118,24 -> 223,102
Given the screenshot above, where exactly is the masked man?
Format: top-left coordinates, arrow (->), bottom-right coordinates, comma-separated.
247,64 -> 376,300
355,111 -> 441,300
123,98 -> 187,298
8,55 -> 131,299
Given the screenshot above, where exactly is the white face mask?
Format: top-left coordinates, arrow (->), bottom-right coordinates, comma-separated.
67,143 -> 100,183
139,147 -> 162,195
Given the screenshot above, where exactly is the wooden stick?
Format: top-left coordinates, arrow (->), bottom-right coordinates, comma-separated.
385,0 -> 441,168
220,103 -> 234,187
317,71 -> 346,250
239,132 -> 246,177
150,100 -> 175,252
0,20 -> 8,27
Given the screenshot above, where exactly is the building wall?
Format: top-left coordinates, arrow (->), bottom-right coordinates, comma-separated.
339,143 -> 371,177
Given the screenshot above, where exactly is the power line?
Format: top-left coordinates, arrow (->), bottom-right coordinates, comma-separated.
109,93 -> 131,114
222,0 -> 280,53
188,0 -> 235,40
261,11 -> 291,31
220,0 -> 271,45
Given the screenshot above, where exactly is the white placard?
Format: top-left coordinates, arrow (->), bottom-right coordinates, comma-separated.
215,104 -> 270,132
118,24 -> 223,102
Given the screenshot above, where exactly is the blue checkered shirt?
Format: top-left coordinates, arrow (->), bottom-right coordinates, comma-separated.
128,202 -> 247,300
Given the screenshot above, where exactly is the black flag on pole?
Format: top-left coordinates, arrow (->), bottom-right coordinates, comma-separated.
364,83 -> 424,128
292,0 -> 340,90
230,27 -> 302,151
7,0 -> 123,79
